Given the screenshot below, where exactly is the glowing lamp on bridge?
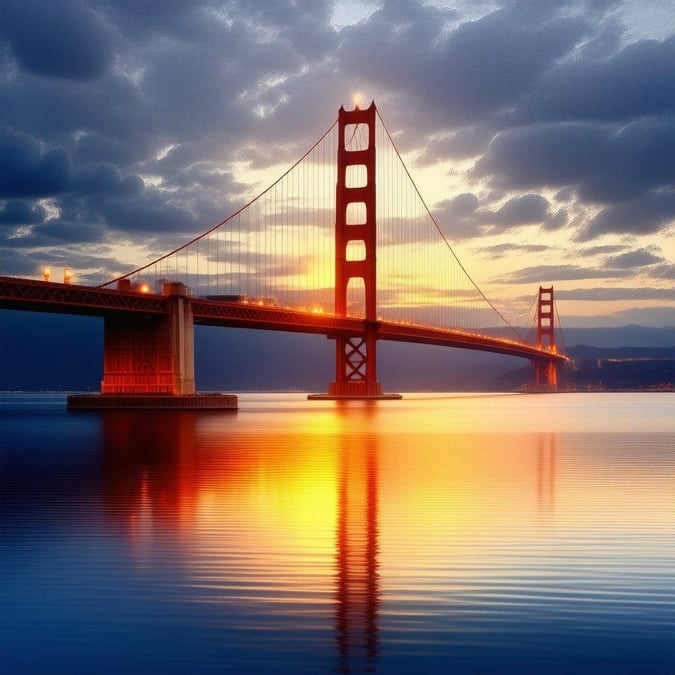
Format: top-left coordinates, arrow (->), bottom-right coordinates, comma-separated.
139,283 -> 150,294
63,268 -> 72,284
42,267 -> 51,282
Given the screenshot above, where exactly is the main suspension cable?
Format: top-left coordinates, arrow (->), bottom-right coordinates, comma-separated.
98,119 -> 339,289
375,108 -> 525,343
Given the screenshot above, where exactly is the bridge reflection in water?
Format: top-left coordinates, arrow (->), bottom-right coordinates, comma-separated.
99,401 -> 569,672
102,404 -> 383,672
4,393 -> 673,673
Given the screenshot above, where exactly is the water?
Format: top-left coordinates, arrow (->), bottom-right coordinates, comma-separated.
1,392 -> 673,674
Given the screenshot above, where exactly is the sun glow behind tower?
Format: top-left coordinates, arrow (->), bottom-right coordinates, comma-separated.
100,104 -> 519,336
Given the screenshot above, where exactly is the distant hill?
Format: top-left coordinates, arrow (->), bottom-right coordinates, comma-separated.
493,344 -> 675,391
558,326 -> 675,349
567,345 -> 675,359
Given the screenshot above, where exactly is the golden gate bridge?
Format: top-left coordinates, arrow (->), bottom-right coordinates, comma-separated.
0,102 -> 569,408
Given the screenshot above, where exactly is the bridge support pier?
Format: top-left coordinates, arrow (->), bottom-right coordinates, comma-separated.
534,359 -> 559,390
100,282 -> 195,395
68,282 -> 237,410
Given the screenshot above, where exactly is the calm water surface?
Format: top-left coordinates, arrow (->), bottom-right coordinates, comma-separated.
1,392 -> 674,674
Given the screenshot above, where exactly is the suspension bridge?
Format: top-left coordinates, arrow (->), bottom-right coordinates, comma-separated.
0,102 -> 569,408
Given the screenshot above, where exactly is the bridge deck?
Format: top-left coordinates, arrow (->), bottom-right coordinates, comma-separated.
0,277 -> 568,364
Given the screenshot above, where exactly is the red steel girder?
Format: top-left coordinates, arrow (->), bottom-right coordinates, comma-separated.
1,277 -> 568,365
0,276 -> 165,316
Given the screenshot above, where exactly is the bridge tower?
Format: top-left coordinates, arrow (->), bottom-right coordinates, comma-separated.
534,286 -> 559,389
313,102 -> 398,400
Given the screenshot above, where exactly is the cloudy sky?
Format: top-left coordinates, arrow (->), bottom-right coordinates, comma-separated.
1,0 -> 674,328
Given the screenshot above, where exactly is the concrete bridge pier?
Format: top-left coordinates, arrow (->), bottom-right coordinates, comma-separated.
68,282 -> 237,410
100,282 -> 195,395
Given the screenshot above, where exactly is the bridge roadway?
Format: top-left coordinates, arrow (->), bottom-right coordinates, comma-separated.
0,276 -> 568,365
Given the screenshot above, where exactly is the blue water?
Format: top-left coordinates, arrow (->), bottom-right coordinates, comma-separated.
1,392 -> 674,674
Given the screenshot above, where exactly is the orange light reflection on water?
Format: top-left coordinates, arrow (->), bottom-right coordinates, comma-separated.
101,395 -> 675,642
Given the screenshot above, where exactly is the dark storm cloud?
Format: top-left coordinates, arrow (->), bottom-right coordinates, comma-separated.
0,0 -> 673,288
555,287 -> 675,301
0,0 -> 114,80
434,193 -> 479,239
437,192 -> 565,238
73,164 -> 146,198
0,219 -> 105,248
416,126 -> 492,164
653,262 -> 675,280
499,264 -> 633,284
481,194 -> 551,229
522,35 -> 675,123
605,248 -> 664,269
573,244 -> 626,258
0,200 -> 47,226
578,188 -> 675,240
0,128 -> 72,198
475,243 -> 549,258
100,198 -> 199,235
340,1 -> 590,126
475,118 -> 675,202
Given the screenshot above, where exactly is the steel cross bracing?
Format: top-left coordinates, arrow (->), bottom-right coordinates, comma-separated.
0,276 -> 568,368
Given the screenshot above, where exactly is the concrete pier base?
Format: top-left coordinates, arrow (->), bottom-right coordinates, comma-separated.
67,393 -> 238,411
307,393 -> 402,401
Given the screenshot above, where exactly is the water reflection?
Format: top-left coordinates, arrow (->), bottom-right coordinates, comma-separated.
101,406 -> 383,672
537,434 -> 555,517
334,404 -> 379,673
86,396 -> 675,673
102,412 -> 199,537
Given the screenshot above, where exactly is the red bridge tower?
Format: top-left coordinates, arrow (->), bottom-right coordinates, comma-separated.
312,102 -> 399,399
534,286 -> 559,389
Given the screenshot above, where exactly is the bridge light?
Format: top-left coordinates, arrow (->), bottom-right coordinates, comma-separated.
43,267 -> 51,282
64,268 -> 72,284
139,283 -> 150,294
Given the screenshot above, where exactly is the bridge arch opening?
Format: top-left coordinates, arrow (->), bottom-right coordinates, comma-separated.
346,276 -> 366,318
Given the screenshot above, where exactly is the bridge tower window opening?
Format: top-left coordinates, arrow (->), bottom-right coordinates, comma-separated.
344,124 -> 369,151
346,164 -> 368,189
346,240 -> 366,262
346,202 -> 367,226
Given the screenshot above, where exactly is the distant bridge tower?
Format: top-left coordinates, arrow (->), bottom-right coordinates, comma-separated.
320,102 -> 398,399
534,286 -> 559,389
